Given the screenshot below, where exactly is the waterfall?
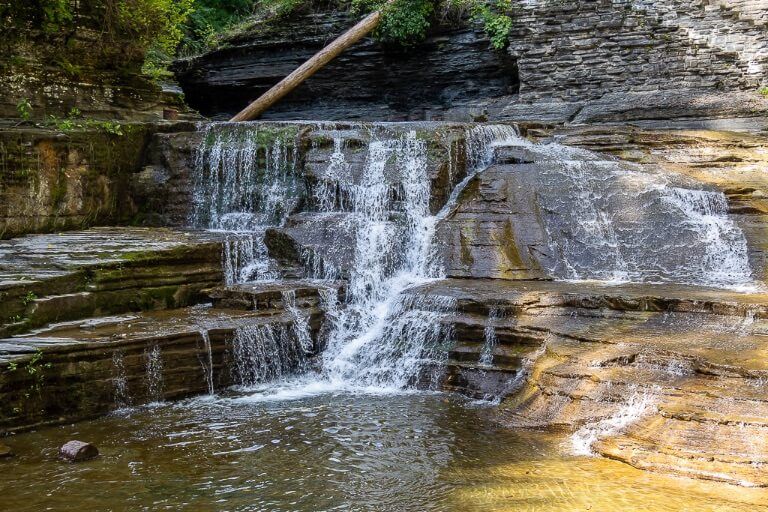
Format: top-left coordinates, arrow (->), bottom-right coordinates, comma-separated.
111,350 -> 131,408
231,323 -> 309,387
191,123 -> 302,284
523,141 -> 755,289
479,307 -> 501,367
309,124 -> 519,388
188,120 -> 756,397
197,329 -> 215,395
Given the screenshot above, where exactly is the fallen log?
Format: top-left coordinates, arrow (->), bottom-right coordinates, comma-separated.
230,1 -> 394,122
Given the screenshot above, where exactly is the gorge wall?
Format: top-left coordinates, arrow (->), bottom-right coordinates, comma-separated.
173,12 -> 518,121
173,0 -> 768,124
0,0 -> 188,121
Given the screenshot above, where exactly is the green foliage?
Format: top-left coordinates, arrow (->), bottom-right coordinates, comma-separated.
6,349 -> 52,413
40,0 -> 73,34
16,98 -> 32,120
349,0 -> 512,48
352,0 -> 434,46
178,0 -> 256,56
45,109 -> 125,136
444,0 -> 512,49
759,87 -> 768,98
21,292 -> 38,307
115,0 -> 195,79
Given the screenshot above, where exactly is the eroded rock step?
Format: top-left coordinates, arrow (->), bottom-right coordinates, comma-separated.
0,279 -> 337,434
406,278 -> 768,486
0,227 -> 224,336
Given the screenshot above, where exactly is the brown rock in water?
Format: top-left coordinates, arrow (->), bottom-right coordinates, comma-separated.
59,441 -> 99,463
0,442 -> 13,458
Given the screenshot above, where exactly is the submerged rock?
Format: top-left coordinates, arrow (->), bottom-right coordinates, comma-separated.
0,442 -> 13,458
59,441 -> 99,462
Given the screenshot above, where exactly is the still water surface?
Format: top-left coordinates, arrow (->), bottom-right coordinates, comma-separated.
2,389 -> 766,511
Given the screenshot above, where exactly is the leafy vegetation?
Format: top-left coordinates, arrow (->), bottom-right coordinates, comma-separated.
352,0 -> 434,46
6,349 -> 52,414
16,99 -> 32,121
45,108 -> 127,136
4,0 -> 512,82
759,86 -> 768,98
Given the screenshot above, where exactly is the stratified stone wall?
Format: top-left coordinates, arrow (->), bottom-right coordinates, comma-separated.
0,123 -> 195,238
0,0 -> 188,121
504,0 -> 768,122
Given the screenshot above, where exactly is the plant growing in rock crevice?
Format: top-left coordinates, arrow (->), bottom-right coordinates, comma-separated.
6,349 -> 52,415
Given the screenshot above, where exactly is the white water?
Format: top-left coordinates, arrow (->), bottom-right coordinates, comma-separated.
571,385 -> 659,456
516,140 -> 756,289
112,350 -> 131,408
197,329 -> 215,395
192,123 -> 302,284
145,344 -> 165,403
189,121 -> 756,397
479,306 -> 501,367
231,323 -> 309,387
307,125 -> 521,389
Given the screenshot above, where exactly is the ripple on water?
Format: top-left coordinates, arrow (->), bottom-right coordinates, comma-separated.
1,391 -> 767,512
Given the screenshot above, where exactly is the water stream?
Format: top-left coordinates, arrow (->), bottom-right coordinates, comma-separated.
191,121 -> 756,394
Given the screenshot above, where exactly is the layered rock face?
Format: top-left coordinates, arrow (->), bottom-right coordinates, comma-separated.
408,279 -> 768,487
504,0 -> 768,123
173,1 -> 768,123
0,124 -> 185,238
1,117 -> 767,490
173,12 -> 518,120
0,1 -> 187,121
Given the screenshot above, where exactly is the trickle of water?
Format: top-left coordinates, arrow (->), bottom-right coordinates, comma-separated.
111,350 -> 131,408
571,385 -> 659,456
145,344 -> 165,403
222,232 -> 278,285
197,329 -> 215,395
281,290 -> 314,354
231,323 -> 308,387
479,306 -> 501,367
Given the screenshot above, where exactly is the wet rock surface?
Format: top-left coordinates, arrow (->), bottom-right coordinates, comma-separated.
0,228 -> 224,337
0,306 -> 273,433
0,441 -> 12,458
59,441 -> 98,463
408,278 -> 768,487
535,125 -> 768,283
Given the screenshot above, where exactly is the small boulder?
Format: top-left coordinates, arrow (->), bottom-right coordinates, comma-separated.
59,441 -> 99,462
0,442 -> 13,458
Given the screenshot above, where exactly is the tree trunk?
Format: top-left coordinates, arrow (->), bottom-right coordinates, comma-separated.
230,2 -> 393,122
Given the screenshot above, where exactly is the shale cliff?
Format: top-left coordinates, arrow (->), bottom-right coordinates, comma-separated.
174,0 -> 768,124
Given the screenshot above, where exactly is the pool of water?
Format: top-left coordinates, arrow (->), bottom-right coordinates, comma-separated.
2,388 -> 766,511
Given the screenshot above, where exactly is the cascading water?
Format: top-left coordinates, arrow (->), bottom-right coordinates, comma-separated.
191,123 -> 302,284
479,306 -> 501,367
145,344 -> 164,403
231,323 -> 309,387
190,120 -> 755,397
517,141 -> 755,289
189,122 -> 524,391
305,124 -> 521,389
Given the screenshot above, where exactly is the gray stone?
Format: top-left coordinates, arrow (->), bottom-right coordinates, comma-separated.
173,12 -> 518,121
59,441 -> 99,462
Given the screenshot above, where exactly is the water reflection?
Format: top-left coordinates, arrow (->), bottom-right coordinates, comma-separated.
1,392 -> 766,511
